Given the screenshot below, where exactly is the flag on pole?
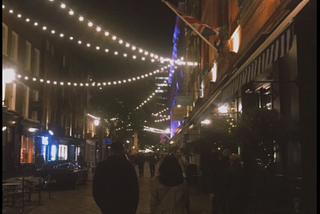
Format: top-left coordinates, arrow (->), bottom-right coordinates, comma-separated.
163,0 -> 220,47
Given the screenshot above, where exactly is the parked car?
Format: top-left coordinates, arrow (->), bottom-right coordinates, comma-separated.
34,160 -> 87,188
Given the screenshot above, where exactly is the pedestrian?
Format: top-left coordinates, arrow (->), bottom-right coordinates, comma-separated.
173,148 -> 190,213
77,152 -> 85,167
174,148 -> 189,178
224,153 -> 248,214
215,148 -> 232,214
150,155 -> 188,214
35,153 -> 45,169
209,150 -> 222,214
92,141 -> 139,214
147,154 -> 157,177
137,152 -> 146,177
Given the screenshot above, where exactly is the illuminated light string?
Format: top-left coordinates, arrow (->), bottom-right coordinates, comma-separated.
152,107 -> 169,117
3,5 -> 199,67
133,84 -> 167,111
45,0 -> 171,61
155,116 -> 171,123
4,7 -> 163,64
14,65 -> 170,87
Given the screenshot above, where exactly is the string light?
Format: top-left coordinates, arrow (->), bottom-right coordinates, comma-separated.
40,0 -> 198,66
14,65 -> 170,87
3,5 -> 197,66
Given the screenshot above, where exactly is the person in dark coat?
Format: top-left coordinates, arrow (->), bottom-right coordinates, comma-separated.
35,153 -> 45,169
137,153 -> 146,177
224,153 -> 248,214
215,148 -> 231,214
92,141 -> 139,214
209,150 -> 222,214
147,154 -> 157,177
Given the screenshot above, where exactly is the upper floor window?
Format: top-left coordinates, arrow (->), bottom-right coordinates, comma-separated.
2,23 -> 8,56
34,48 -> 40,76
22,86 -> 30,118
10,31 -> 19,62
31,89 -> 39,101
25,41 -> 32,71
229,25 -> 241,53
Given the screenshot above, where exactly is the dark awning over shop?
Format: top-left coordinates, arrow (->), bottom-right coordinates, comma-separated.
222,23 -> 295,101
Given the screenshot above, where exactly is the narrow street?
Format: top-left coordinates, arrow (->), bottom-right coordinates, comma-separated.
3,162 -> 212,214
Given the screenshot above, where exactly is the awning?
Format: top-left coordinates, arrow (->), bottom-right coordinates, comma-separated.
222,23 -> 295,101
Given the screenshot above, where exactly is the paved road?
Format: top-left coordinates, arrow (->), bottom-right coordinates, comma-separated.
3,163 -> 212,214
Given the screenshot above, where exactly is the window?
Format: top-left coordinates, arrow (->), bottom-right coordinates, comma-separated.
25,41 -> 31,71
10,31 -> 19,62
20,136 -> 35,163
31,90 -> 39,101
31,111 -> 38,120
2,23 -> 8,55
229,25 -> 241,53
6,83 -> 16,110
58,144 -> 68,160
22,86 -> 30,117
34,48 -> 40,76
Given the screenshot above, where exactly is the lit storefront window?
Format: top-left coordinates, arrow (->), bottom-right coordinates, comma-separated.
20,135 -> 35,163
51,145 -> 57,161
58,144 -> 68,160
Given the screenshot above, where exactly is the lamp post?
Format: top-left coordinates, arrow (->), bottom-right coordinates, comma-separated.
93,119 -> 100,164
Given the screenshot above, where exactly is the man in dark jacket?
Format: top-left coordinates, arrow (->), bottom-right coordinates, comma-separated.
92,141 -> 139,214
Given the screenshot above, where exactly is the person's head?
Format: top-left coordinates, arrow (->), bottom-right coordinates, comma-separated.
222,149 -> 231,157
174,148 -> 183,158
110,141 -> 125,155
229,153 -> 242,166
158,155 -> 184,186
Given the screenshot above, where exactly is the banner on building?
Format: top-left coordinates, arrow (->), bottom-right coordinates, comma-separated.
171,106 -> 188,120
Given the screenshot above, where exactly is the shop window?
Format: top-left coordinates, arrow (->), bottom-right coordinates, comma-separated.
51,145 -> 57,161
58,144 -> 68,160
257,86 -> 272,109
20,135 -> 35,163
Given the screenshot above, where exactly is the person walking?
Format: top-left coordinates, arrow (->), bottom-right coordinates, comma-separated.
77,152 -> 85,167
92,141 -> 139,214
137,152 -> 146,177
214,148 -> 231,214
174,148 -> 189,179
35,153 -> 45,169
224,153 -> 248,214
150,155 -> 188,214
209,150 -> 222,214
174,148 -> 190,213
147,154 -> 157,177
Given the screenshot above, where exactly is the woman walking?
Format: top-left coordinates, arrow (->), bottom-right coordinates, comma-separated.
150,155 -> 188,214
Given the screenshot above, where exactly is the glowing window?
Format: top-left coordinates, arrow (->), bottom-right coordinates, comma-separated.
229,26 -> 241,53
51,145 -> 57,161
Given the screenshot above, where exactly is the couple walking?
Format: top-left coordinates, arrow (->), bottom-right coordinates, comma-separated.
92,141 -> 189,214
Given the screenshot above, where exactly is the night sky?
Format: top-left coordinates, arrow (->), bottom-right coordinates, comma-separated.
13,0 -> 181,114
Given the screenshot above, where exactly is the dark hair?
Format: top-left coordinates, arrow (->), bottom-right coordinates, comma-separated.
158,155 -> 184,187
110,141 -> 124,155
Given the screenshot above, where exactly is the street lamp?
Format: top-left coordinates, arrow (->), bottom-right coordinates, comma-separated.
93,119 -> 100,164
